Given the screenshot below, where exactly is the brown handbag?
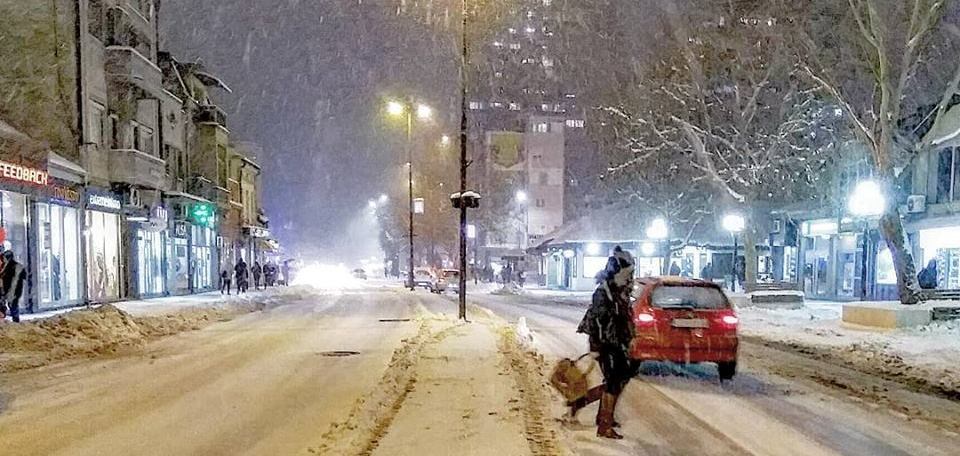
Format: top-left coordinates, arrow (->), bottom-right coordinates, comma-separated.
549,353 -> 595,402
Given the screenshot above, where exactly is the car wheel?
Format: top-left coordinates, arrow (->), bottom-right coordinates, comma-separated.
717,361 -> 736,381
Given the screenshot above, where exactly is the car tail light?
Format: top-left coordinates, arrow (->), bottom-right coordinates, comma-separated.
721,315 -> 739,326
635,312 -> 655,325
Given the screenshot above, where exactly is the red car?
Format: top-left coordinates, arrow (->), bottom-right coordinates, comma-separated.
629,277 -> 739,380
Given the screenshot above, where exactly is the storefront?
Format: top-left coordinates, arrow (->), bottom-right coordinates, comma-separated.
916,225 -> 960,289
85,191 -> 123,303
192,225 -> 215,290
131,205 -> 168,297
34,179 -> 84,310
168,221 -> 190,294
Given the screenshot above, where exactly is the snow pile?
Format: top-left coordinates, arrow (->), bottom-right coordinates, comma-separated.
0,291 -> 298,373
491,282 -> 526,296
739,301 -> 960,398
515,316 -> 536,348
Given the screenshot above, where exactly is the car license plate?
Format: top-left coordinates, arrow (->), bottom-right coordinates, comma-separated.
672,318 -> 708,328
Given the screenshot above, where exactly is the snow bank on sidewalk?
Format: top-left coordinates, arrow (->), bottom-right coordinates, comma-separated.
0,288 -> 310,373
739,301 -> 960,397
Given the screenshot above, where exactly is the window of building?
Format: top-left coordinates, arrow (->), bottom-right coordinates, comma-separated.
469,101 -> 484,110
565,119 -> 585,128
109,114 -> 120,149
535,198 -> 546,208
89,103 -> 105,147
542,56 -> 554,67
86,209 -> 121,302
508,102 -> 520,111
937,147 -> 960,203
88,0 -> 104,40
508,28 -> 517,34
490,101 -> 504,108
494,71 -> 503,78
509,43 -> 521,50
533,122 -> 549,133
217,145 -> 228,187
36,203 -> 82,308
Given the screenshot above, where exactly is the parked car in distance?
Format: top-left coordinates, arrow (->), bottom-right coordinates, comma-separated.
351,268 -> 368,280
629,277 -> 739,380
407,268 -> 440,292
438,269 -> 460,293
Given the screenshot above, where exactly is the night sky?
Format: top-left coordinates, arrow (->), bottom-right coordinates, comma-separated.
161,0 -> 457,260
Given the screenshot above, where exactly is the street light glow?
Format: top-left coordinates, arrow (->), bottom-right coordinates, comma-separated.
722,213 -> 746,233
379,193 -> 389,204
641,242 -> 656,256
386,100 -> 406,116
646,217 -> 669,240
368,200 -> 377,209
416,104 -> 433,120
849,180 -> 886,217
515,190 -> 528,203
440,135 -> 451,146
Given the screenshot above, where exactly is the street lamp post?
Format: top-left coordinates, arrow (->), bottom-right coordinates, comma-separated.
386,99 -> 432,291
722,214 -> 746,292
849,180 -> 885,301
647,217 -> 669,275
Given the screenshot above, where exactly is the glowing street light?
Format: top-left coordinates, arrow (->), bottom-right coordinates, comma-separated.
368,199 -> 378,210
515,190 -> 528,204
386,100 -> 406,117
641,242 -> 657,257
440,135 -> 451,147
416,104 -> 433,120
646,217 -> 669,240
379,193 -> 389,204
849,179 -> 885,300
849,180 -> 885,217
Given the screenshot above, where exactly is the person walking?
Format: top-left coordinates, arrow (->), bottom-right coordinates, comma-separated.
252,261 -> 263,290
570,246 -> 636,439
918,259 -> 939,290
220,268 -> 232,295
235,259 -> 249,294
0,250 -> 27,323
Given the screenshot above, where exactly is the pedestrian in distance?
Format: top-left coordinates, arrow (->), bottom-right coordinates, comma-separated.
918,259 -> 939,290
669,262 -> 681,276
0,250 -> 27,323
235,259 -> 249,294
220,268 -> 232,295
570,246 -> 637,439
252,261 -> 263,290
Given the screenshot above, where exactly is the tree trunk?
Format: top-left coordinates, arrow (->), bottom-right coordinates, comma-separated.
661,243 -> 672,275
878,206 -> 921,305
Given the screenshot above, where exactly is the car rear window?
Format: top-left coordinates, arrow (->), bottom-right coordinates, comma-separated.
651,285 -> 729,309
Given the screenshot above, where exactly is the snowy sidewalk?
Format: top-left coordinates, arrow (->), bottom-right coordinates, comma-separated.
16,287 -> 291,322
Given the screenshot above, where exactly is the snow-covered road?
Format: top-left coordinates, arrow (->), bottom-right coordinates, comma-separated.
1,285 -> 959,455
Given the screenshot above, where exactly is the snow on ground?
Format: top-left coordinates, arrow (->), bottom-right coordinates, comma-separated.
0,287 -> 311,373
738,299 -> 960,397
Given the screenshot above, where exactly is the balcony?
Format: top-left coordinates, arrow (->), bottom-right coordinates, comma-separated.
109,149 -> 167,190
104,46 -> 163,98
195,105 -> 228,128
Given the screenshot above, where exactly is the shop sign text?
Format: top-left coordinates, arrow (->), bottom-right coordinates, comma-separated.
88,194 -> 122,210
0,160 -> 48,186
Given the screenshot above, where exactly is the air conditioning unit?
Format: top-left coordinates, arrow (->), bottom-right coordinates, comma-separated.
906,195 -> 926,214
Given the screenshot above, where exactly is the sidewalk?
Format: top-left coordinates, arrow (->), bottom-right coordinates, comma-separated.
16,287 -> 289,323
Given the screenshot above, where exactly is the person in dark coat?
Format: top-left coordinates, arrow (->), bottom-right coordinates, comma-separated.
669,262 -> 681,276
235,259 -> 249,294
0,250 -> 26,323
220,268 -> 232,295
252,262 -> 263,290
570,246 -> 636,439
918,259 -> 939,290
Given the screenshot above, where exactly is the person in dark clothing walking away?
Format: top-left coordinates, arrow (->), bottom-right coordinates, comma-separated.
220,268 -> 232,295
235,259 -> 249,294
252,261 -> 263,290
0,250 -> 27,323
918,259 -> 939,290
570,246 -> 636,439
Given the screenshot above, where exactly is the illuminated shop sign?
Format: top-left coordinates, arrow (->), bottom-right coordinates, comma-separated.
88,194 -> 122,210
50,184 -> 81,204
0,160 -> 48,185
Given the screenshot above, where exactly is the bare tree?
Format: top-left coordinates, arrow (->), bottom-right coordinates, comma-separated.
803,0 -> 954,304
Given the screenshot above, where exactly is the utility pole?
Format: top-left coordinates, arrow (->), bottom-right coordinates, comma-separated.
457,0 -> 469,320
407,107 -> 416,291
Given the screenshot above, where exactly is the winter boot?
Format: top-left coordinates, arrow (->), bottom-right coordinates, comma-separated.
568,385 -> 604,419
596,392 -> 624,439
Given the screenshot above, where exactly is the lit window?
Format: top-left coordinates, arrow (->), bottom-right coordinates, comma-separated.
469,101 -> 484,110
509,102 -> 521,111
542,56 -> 554,67
540,104 -> 550,112
493,41 -> 503,47
525,26 -> 536,34
490,101 -> 504,108
527,11 -> 534,19
542,0 -> 552,5
508,28 -> 517,34
494,71 -> 503,78
509,43 -> 521,50
565,119 -> 585,128
533,123 -> 549,133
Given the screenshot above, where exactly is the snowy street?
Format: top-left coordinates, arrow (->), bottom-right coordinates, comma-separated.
0,284 -> 958,455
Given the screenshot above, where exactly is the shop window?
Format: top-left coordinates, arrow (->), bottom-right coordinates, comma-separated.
137,228 -> 165,295
86,210 -> 121,302
0,191 -> 29,268
36,203 -> 81,307
937,148 -> 959,203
